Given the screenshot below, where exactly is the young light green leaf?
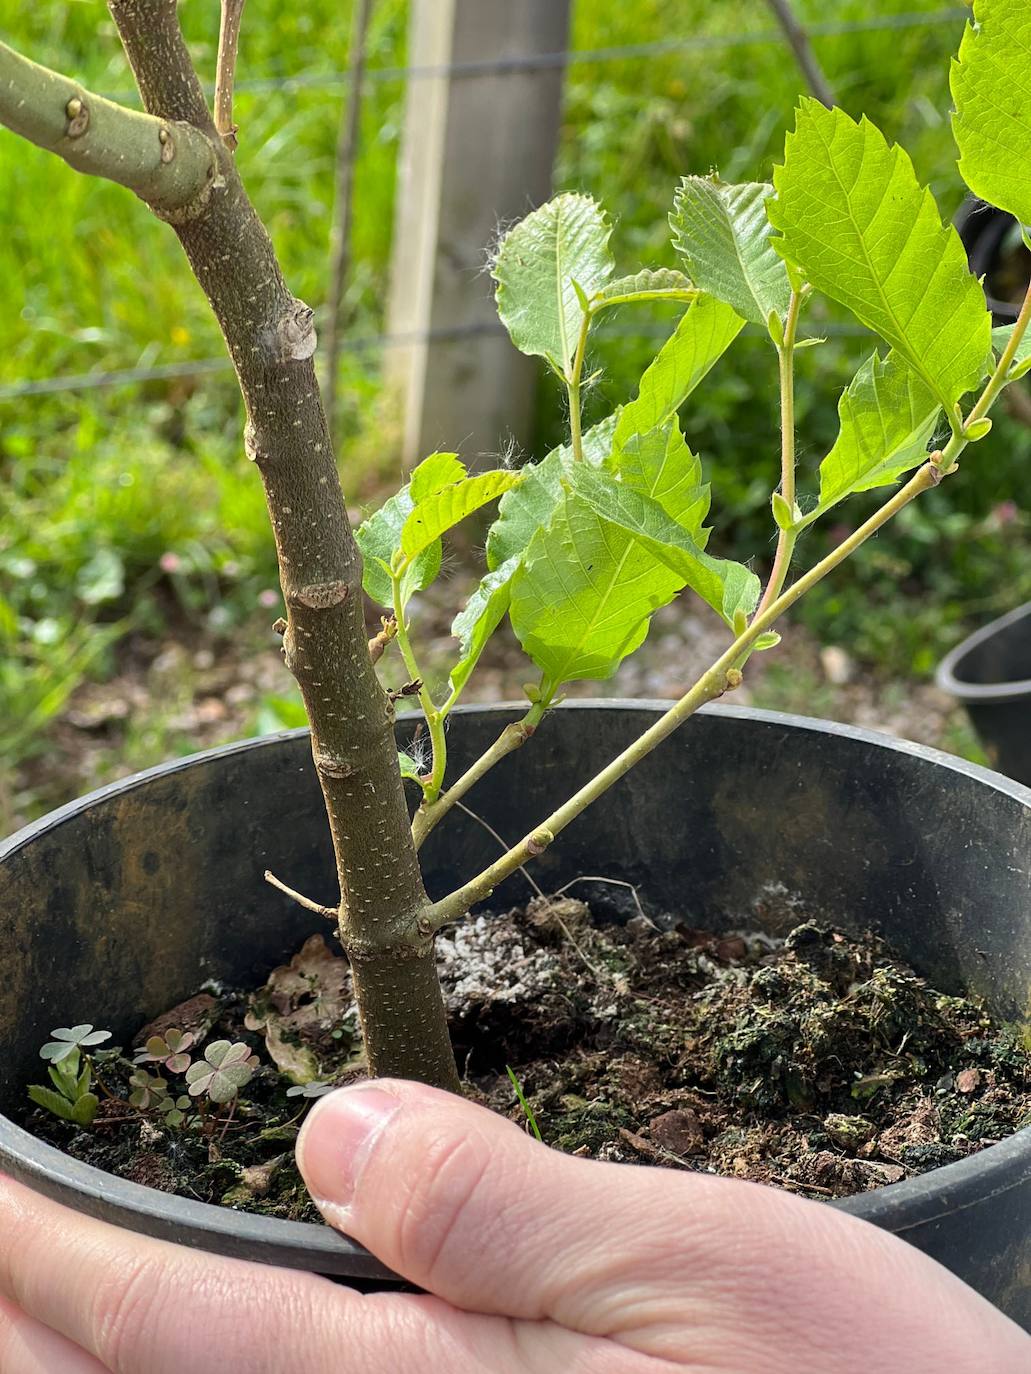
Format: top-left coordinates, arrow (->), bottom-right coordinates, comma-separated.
769,100 -> 992,409
810,351 -> 942,519
951,0 -> 1031,226
509,492 -> 681,685
356,489 -> 441,608
398,751 -> 425,784
771,492 -> 796,530
400,470 -> 523,562
591,268 -> 696,310
448,556 -> 521,700
670,177 -> 791,325
566,466 -> 759,627
409,452 -> 466,502
614,296 -> 744,447
993,323 -> 1031,377
492,192 -> 614,376
614,423 -> 711,538
485,414 -> 619,571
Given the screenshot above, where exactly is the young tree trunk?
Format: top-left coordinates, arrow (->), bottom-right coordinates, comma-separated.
104,0 -> 459,1089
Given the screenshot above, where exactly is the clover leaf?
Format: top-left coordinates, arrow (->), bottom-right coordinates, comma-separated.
185,1040 -> 258,1105
40,1024 -> 112,1065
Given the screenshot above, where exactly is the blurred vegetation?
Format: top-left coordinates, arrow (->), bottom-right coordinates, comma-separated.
3,0 -> 1029,820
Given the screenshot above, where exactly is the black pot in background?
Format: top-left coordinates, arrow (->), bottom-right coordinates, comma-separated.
0,704 -> 1029,1324
955,197 -> 1031,324
936,601 -> 1031,786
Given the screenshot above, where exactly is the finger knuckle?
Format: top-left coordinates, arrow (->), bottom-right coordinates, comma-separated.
395,1127 -> 493,1283
92,1254 -> 167,1371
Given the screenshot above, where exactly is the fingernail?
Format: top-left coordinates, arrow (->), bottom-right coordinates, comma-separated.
296,1086 -> 401,1216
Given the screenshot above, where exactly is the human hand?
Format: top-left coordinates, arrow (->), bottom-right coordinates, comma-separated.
0,1079 -> 1027,1372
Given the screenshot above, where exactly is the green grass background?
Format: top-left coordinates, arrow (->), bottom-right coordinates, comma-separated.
2,0 -> 1028,818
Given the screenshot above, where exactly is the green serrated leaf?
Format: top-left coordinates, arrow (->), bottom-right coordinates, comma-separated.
409,452 -> 466,502
769,100 -> 991,409
614,424 -> 711,539
448,556 -> 520,700
614,296 -> 744,447
509,491 -> 676,684
810,351 -> 942,519
670,177 -> 791,325
508,413 -> 713,684
400,470 -> 522,561
566,465 -> 759,627
951,0 -> 1031,226
486,414 -> 619,571
492,192 -> 614,375
592,267 -> 696,310
356,488 -> 441,609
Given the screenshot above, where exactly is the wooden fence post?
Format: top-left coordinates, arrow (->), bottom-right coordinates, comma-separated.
385,0 -> 571,468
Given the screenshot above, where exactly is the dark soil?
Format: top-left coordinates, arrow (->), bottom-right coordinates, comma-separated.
26,902 -> 1030,1219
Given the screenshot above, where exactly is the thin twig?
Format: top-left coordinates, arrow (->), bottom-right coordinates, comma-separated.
263,870 -> 337,920
452,803 -> 604,980
551,875 -> 659,930
325,0 -> 375,444
765,0 -> 836,108
215,0 -> 247,149
453,802 -> 543,898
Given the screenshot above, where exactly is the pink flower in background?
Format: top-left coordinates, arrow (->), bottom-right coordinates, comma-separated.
993,500 -> 1019,527
258,588 -> 279,608
159,552 -> 182,574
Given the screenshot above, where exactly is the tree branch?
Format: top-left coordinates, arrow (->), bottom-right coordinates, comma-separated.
0,41 -> 215,215
215,0 -> 247,149
103,0 -> 458,1089
107,0 -> 213,128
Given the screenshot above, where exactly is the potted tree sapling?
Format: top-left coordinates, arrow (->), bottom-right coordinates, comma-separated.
0,0 -> 1029,1327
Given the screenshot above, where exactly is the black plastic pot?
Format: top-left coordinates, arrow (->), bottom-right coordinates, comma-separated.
936,602 -> 1031,787
955,197 -> 1031,324
1,704 -> 1029,1324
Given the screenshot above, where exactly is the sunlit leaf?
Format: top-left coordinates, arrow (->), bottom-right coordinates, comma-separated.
400,470 -> 523,561
670,177 -> 790,325
492,193 -> 614,375
951,0 -> 1031,226
356,488 -> 441,609
811,351 -> 942,517
566,465 -> 759,627
614,296 -> 744,447
592,267 -> 696,310
769,100 -> 991,409
409,452 -> 465,502
448,556 -> 520,700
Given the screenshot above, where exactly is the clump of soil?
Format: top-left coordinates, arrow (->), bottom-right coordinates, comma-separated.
26,903 -> 1030,1216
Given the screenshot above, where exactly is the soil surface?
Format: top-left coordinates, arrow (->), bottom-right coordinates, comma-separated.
26,902 -> 1030,1220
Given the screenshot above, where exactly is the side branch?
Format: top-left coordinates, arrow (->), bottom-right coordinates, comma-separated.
215,0 -> 247,149
0,41 -> 215,214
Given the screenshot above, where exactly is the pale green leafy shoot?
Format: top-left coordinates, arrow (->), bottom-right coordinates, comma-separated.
670,176 -> 791,326
951,0 -> 1031,228
803,351 -> 942,523
769,99 -> 991,411
29,1024 -> 111,1127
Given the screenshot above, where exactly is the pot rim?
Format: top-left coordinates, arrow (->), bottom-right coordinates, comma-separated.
2,700 -> 1030,1274
935,601 -> 1031,703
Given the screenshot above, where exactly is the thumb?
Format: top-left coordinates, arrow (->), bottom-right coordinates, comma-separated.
295,1077 -> 707,1331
